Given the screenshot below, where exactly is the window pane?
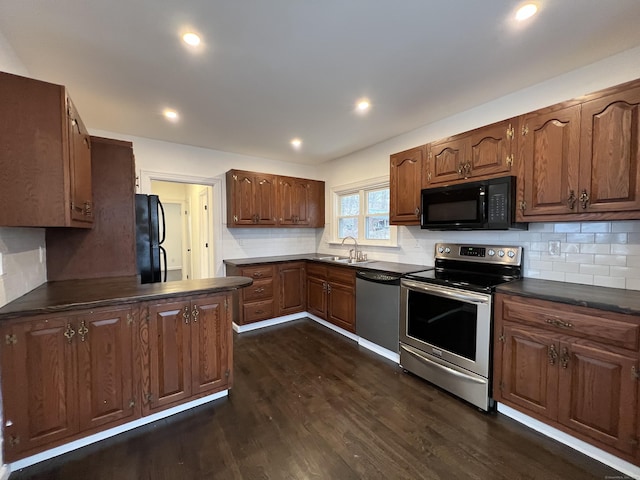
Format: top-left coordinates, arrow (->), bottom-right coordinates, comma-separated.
340,194 -> 360,216
366,215 -> 390,240
367,188 -> 389,214
339,217 -> 358,238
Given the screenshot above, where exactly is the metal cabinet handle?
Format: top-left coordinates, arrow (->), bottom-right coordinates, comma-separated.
560,347 -> 570,369
545,317 -> 573,329
78,320 -> 89,342
567,190 -> 576,210
192,305 -> 199,322
579,189 -> 590,209
64,323 -> 76,343
414,207 -> 420,217
548,344 -> 558,366
254,287 -> 265,293
183,306 -> 190,324
253,272 -> 263,278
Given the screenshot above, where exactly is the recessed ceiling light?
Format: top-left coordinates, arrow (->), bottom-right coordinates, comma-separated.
356,98 -> 371,113
163,109 -> 179,121
290,138 -> 302,149
182,32 -> 201,47
515,3 -> 538,21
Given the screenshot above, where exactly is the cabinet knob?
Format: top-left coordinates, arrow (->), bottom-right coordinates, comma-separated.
547,344 -> 558,366
567,190 -> 576,210
64,323 -> 76,343
78,320 -> 89,342
414,207 -> 420,216
183,306 -> 190,324
579,189 -> 590,209
192,305 -> 199,322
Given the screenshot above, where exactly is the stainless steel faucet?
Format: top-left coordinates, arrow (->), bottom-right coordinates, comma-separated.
341,236 -> 360,261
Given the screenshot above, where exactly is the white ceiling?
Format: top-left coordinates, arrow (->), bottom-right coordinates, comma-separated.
2,1 -> 640,165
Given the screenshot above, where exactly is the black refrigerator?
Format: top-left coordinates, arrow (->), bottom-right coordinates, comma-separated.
135,194 -> 167,283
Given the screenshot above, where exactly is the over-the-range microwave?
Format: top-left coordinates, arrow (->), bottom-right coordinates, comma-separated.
420,176 -> 527,230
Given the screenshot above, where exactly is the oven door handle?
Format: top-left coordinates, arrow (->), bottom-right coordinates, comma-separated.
401,279 -> 490,305
400,344 -> 486,385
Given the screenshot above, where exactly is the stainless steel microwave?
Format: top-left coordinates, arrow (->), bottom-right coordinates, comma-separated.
420,176 -> 526,230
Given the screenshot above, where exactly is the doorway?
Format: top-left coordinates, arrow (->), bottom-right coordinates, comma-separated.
150,179 -> 214,280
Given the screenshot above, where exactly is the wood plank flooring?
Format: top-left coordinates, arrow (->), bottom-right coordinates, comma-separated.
10,319 -> 622,479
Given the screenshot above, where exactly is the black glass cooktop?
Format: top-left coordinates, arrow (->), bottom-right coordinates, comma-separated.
404,268 -> 520,293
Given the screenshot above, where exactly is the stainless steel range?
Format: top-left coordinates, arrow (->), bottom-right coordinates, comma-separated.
400,243 -> 523,411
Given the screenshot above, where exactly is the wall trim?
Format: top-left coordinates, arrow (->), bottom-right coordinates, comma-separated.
10,390 -> 228,472
497,403 -> 640,479
0,464 -> 9,480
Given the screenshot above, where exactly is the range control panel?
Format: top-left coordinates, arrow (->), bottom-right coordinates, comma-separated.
435,243 -> 522,266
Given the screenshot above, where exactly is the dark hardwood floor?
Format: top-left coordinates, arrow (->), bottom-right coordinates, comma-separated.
10,318 -> 622,479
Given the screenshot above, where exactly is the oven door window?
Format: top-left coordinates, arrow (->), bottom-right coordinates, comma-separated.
407,290 -> 477,361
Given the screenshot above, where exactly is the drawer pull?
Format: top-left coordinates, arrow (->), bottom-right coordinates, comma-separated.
255,309 -> 264,314
183,306 -> 190,324
253,272 -> 263,278
545,317 -> 573,329
548,344 -> 558,366
254,287 -> 265,293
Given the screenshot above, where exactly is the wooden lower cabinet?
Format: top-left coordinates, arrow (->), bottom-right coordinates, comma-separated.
1,305 -> 136,462
142,293 -> 232,414
306,263 -> 356,333
494,293 -> 640,464
1,292 -> 233,462
278,262 -> 306,315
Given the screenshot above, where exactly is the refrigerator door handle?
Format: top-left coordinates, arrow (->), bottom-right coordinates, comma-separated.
159,245 -> 167,282
157,198 -> 166,245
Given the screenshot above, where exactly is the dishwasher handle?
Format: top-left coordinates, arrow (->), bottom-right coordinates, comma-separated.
355,270 -> 401,285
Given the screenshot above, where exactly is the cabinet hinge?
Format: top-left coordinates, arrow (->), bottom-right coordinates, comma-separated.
629,436 -> 639,446
233,215 -> 238,222
632,366 -> 640,380
428,151 -> 433,160
499,381 -> 504,391
506,124 -> 514,140
129,398 -> 136,408
519,200 -> 527,213
5,334 -> 17,345
8,435 -> 20,447
127,313 -> 133,325
232,174 -> 238,181
145,392 -> 153,404
224,298 -> 229,310
506,154 -> 514,168
522,125 -> 529,136
225,369 -> 230,378
499,334 -> 505,343
427,172 -> 432,182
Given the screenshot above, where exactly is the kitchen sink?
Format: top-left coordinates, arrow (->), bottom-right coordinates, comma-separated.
316,256 -> 372,265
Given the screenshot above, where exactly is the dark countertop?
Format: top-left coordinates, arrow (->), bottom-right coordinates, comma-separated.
0,276 -> 253,321
223,253 -> 431,275
496,278 -> 640,316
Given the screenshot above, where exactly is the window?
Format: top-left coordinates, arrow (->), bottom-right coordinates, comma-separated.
332,177 -> 397,246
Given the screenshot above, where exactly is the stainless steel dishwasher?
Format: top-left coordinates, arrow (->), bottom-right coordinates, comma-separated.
355,270 -> 403,353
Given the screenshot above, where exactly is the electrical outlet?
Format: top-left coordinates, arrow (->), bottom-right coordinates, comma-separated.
548,240 -> 561,256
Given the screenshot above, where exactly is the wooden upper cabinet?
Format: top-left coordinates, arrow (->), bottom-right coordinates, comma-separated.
520,105 -> 581,217
389,145 -> 424,225
0,72 -> 93,228
579,86 -> 640,214
278,177 -> 324,227
425,119 -> 517,186
227,169 -> 324,228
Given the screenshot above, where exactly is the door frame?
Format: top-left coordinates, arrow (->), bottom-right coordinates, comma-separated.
140,170 -> 223,277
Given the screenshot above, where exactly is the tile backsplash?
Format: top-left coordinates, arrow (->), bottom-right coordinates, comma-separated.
0,227 -> 46,308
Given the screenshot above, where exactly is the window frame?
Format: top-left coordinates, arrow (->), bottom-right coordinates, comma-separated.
330,176 -> 398,247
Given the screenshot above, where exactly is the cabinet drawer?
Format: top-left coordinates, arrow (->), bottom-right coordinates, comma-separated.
307,263 -> 327,279
328,266 -> 355,286
500,295 -> 640,350
243,278 -> 274,302
241,265 -> 274,280
243,300 -> 275,323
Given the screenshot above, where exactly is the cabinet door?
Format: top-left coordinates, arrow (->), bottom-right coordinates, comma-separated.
327,281 -> 356,333
67,96 -> 93,224
579,87 -> 640,213
228,171 -> 257,226
427,137 -> 466,185
147,300 -> 192,411
500,324 -> 559,420
558,342 -> 638,454
467,119 -> 515,178
307,180 -> 325,228
306,275 -> 327,318
521,105 -> 581,217
76,307 -> 135,431
279,262 -> 306,315
1,317 -> 78,460
279,177 -> 311,226
390,146 -> 423,225
191,296 -> 231,395
254,173 -> 277,225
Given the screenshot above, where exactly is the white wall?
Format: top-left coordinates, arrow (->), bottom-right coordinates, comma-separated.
316,45 -> 640,291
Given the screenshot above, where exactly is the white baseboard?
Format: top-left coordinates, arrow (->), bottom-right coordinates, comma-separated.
305,313 -> 359,342
497,403 -> 640,479
232,312 -> 307,333
357,337 -> 400,364
10,390 -> 229,471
